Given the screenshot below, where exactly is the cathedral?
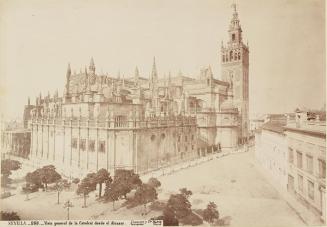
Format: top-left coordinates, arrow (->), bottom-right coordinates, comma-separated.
22,5 -> 249,177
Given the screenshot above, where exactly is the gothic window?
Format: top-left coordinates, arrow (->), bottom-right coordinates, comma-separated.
232,34 -> 235,41
151,134 -> 156,141
238,52 -> 241,60
98,141 -> 105,153
80,139 -> 86,151
161,133 -> 165,139
72,138 -> 78,149
230,51 -> 233,61
234,52 -> 237,60
222,55 -> 225,62
88,140 -> 95,152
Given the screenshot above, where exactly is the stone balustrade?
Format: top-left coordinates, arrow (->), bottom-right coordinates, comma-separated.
30,116 -> 197,129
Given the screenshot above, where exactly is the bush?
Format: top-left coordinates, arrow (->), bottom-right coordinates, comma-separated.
180,212 -> 203,226
203,202 -> 219,223
147,178 -> 161,188
0,211 -> 20,220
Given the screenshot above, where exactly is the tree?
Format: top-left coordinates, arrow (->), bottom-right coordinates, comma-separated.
95,169 -> 112,198
103,180 -> 122,210
203,202 -> 219,224
25,165 -> 61,191
151,208 -> 179,226
1,159 -> 21,175
114,169 -> 142,199
39,165 -> 61,190
179,188 -> 192,199
76,173 -> 97,208
0,211 -> 20,220
166,193 -> 192,219
107,170 -> 139,199
54,179 -> 70,204
147,177 -> 161,189
133,183 -> 158,215
1,159 -> 21,187
25,171 -> 42,189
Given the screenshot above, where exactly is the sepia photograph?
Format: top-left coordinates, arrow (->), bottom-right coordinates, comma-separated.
0,0 -> 325,226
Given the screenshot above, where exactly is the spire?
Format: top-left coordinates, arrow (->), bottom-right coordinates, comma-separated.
122,74 -> 125,87
229,3 -> 242,43
28,97 -> 30,105
117,70 -> 121,80
134,66 -> 139,85
66,63 -> 71,79
89,57 -> 95,74
168,71 -> 172,85
151,57 -> 158,83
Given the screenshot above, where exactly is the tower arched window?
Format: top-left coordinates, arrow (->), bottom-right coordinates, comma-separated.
223,55 -> 225,62
238,52 -> 241,60
232,34 -> 235,41
234,52 -> 237,60
230,51 -> 233,61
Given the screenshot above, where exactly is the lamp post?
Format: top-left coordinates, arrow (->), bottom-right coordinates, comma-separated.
63,199 -> 73,220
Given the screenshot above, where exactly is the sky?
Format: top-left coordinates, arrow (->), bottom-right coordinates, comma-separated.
0,0 -> 325,120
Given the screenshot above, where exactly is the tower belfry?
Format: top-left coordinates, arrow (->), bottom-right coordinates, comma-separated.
221,4 -> 249,144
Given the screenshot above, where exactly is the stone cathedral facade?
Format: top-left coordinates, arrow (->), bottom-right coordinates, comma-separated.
21,6 -> 249,177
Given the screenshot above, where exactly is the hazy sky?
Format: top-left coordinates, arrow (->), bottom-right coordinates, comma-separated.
0,0 -> 325,120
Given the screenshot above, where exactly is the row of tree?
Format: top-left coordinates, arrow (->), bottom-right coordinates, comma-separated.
76,168 -> 160,212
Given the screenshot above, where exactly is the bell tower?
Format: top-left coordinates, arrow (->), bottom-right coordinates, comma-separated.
221,4 -> 249,144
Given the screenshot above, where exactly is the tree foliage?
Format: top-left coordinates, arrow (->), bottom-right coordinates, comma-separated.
147,177 -> 161,188
133,183 -> 157,214
1,159 -> 21,176
54,179 -> 70,204
103,169 -> 142,210
1,159 -> 21,187
0,211 -> 20,220
76,173 -> 97,207
40,165 -> 61,190
25,165 -> 61,190
151,208 -> 179,226
166,193 -> 192,219
95,168 -> 112,198
113,169 -> 142,198
203,202 -> 219,223
179,188 -> 192,199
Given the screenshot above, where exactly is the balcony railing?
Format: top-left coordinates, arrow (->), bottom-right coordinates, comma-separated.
30,116 -> 197,129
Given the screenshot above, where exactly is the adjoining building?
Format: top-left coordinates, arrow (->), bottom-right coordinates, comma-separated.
285,110 -> 326,223
1,5 -> 250,178
255,110 -> 326,224
255,114 -> 288,191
